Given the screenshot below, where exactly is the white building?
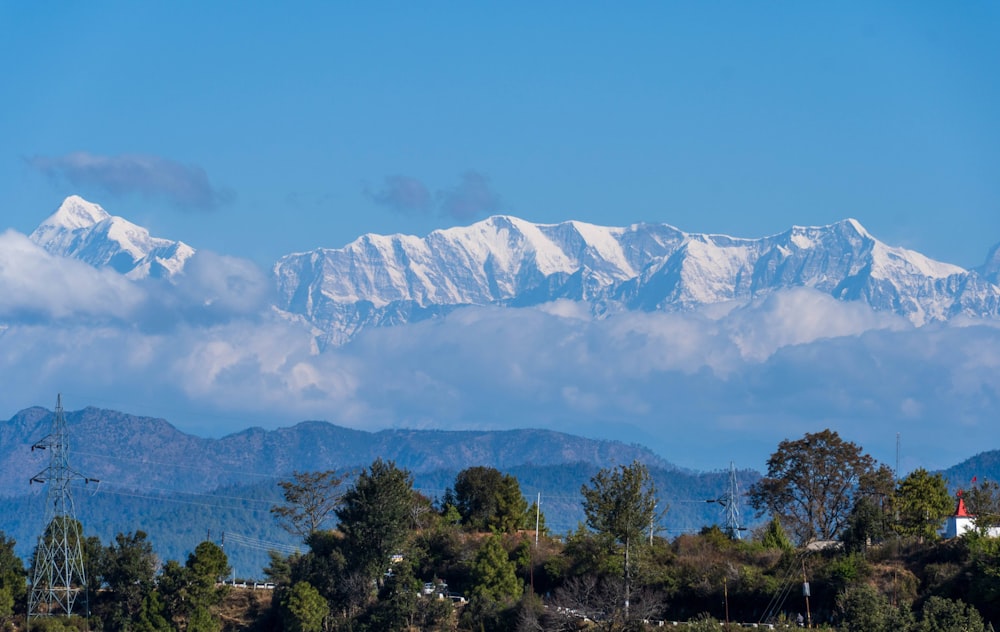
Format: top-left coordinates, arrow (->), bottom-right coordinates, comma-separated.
942,491 -> 1000,539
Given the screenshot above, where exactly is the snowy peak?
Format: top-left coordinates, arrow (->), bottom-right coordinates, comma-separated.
274,215 -> 1000,345
29,196 -> 195,279
45,195 -> 111,229
21,197 -> 1000,346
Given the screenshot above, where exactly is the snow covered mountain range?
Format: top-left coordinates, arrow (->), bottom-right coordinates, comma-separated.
29,196 -> 1000,346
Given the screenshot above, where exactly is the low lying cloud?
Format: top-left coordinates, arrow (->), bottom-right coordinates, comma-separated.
1,243 -> 996,473
367,171 -> 502,220
26,152 -> 233,211
0,230 -> 143,323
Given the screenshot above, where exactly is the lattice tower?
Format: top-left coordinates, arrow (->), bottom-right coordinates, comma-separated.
27,394 -> 98,625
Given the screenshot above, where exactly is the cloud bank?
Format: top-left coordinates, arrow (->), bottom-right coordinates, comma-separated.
1,233 -> 997,473
26,152 -> 233,210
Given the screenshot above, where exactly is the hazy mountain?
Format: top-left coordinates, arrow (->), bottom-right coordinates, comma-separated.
0,405 -> 726,573
0,405 -> 676,498
939,450 -> 1000,492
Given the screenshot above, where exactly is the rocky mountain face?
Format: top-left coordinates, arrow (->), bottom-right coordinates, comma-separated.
0,406 -> 674,497
29,196 -> 1000,346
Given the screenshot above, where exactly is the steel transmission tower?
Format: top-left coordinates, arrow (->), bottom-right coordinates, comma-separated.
27,394 -> 98,625
707,461 -> 744,539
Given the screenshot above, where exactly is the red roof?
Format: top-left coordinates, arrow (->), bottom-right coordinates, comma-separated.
955,496 -> 971,518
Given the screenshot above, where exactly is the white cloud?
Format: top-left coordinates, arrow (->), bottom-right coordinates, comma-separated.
1,264 -> 997,472
0,230 -> 144,322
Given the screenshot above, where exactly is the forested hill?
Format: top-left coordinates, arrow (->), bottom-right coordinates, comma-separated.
939,450 -> 1000,490
0,405 -> 676,495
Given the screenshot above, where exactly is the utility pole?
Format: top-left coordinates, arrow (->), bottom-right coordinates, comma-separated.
27,394 -> 98,628
801,560 -> 812,629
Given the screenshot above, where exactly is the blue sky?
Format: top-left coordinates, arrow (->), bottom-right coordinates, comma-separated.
2,3 -> 1000,474
3,2 -> 999,267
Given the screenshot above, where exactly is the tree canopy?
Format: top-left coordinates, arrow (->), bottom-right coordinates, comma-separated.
271,470 -> 349,539
896,468 -> 953,541
748,429 -> 884,543
335,458 -> 414,586
452,466 -> 528,533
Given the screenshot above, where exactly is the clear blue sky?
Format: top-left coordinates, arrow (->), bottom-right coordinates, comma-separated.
2,2 -> 999,267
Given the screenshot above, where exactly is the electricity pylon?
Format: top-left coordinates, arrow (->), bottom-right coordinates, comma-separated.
707,461 -> 745,539
27,394 -> 98,626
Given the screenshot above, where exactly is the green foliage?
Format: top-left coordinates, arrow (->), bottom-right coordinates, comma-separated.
963,532 -> 1000,623
916,596 -> 986,632
748,429 -> 883,543
20,616 -> 90,631
336,458 -> 414,586
825,553 -> 871,594
453,466 -> 529,533
758,516 -> 793,551
581,459 -> 660,597
282,581 -> 329,632
470,535 -> 523,606
836,583 -> 913,632
965,478 -> 1000,535
95,531 -> 159,632
896,468 -> 953,541
155,541 -> 228,630
271,470 -> 348,540
842,494 -> 891,554
682,612 -> 721,631
133,590 -> 172,632
0,531 -> 25,620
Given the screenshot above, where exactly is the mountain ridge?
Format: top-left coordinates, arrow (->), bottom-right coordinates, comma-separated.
0,405 -> 676,497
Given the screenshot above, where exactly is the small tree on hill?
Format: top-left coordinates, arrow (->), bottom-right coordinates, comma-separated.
453,466 -> 528,533
895,468 -> 953,542
581,460 -> 661,621
272,470 -> 348,540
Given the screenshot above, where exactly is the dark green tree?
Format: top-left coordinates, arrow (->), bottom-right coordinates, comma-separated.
271,470 -> 348,539
916,596 -> 986,632
896,468 -> 953,542
581,460 -> 660,622
336,459 -> 414,588
133,590 -> 172,632
467,535 -> 522,632
453,466 -> 528,533
748,429 -> 884,543
836,583 -> 912,632
0,531 -> 26,622
157,541 -> 229,631
758,516 -> 793,551
964,478 -> 1000,535
98,531 -> 159,631
470,535 -> 523,605
282,581 -> 329,632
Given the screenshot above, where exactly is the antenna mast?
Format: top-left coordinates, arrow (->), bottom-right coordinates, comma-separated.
27,394 -> 98,626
